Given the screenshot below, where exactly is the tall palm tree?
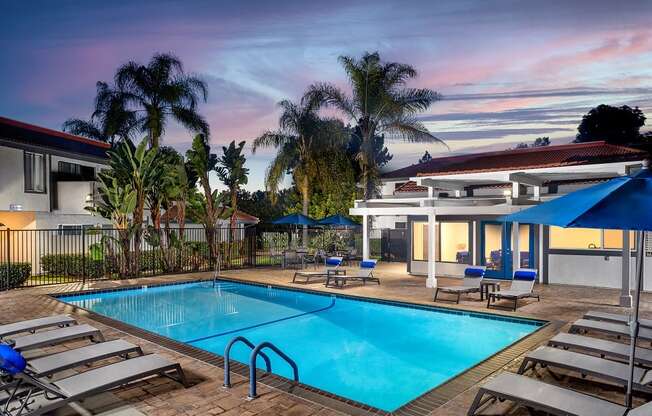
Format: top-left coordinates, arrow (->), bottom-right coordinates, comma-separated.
216,140 -> 249,265
253,93 -> 346,244
307,51 -> 445,198
63,82 -> 137,146
110,53 -> 208,148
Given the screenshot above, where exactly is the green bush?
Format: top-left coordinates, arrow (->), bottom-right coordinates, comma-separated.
40,254 -> 106,279
0,263 -> 31,290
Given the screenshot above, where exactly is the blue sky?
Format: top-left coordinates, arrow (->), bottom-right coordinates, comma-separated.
2,0 -> 652,191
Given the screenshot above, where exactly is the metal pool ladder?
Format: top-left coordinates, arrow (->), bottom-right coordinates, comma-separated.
223,335 -> 299,399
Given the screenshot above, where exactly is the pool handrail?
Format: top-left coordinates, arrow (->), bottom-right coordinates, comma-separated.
248,341 -> 299,399
223,336 -> 271,388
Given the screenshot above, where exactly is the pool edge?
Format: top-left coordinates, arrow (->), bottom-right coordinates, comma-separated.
48,277 -> 559,416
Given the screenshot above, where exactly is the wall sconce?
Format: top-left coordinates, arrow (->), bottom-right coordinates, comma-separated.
502,189 -> 512,197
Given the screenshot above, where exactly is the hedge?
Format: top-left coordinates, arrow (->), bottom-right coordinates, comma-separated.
0,263 -> 31,290
40,254 -> 106,279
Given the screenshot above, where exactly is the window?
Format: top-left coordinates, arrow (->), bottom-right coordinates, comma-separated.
57,224 -> 93,236
549,227 -> 635,250
412,221 -> 471,263
58,161 -> 95,180
439,222 -> 470,263
24,151 -> 46,193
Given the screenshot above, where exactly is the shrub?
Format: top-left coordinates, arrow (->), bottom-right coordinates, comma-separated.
40,254 -> 105,279
0,263 -> 31,290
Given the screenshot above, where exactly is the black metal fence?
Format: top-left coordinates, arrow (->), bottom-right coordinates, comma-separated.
0,224 -> 363,289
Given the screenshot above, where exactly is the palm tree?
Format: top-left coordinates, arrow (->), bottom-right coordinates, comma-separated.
185,134 -> 231,262
307,51 -> 445,198
253,93 -> 347,244
63,82 -> 137,145
216,140 -> 249,266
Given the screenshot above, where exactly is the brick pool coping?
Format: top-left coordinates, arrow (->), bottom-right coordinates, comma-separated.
50,276 -> 561,416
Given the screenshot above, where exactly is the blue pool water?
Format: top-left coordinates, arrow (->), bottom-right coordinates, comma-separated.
59,281 -> 543,411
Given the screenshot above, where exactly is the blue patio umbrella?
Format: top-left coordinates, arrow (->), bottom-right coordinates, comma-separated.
317,214 -> 360,227
271,213 -> 317,226
502,165 -> 652,407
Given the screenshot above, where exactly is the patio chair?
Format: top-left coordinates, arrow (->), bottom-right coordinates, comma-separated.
0,316 -> 77,340
0,345 -> 188,416
467,372 -> 650,416
293,256 -> 344,284
548,333 -> 652,367
7,324 -> 105,352
487,268 -> 539,311
434,266 -> 486,304
518,346 -> 652,393
584,311 -> 652,329
569,319 -> 652,342
326,259 -> 379,288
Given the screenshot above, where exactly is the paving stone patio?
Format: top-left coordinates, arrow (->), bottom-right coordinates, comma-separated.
1,262 -> 651,415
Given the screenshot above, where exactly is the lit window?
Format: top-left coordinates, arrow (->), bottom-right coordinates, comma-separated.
440,222 -> 470,263
549,227 -> 634,250
412,222 -> 428,261
24,152 -> 46,193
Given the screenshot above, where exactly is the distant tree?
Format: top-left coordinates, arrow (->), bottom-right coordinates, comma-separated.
575,105 -> 646,145
513,137 -> 551,149
418,150 -> 433,164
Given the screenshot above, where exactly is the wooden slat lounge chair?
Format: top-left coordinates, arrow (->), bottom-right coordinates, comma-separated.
467,372 -> 649,416
434,266 -> 486,304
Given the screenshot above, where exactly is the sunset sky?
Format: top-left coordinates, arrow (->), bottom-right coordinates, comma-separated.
2,0 -> 652,191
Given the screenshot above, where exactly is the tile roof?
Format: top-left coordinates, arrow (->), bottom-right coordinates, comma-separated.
161,205 -> 259,224
383,141 -> 647,179
394,181 -> 428,193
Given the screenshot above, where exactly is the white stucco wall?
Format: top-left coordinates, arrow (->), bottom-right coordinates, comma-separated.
410,260 -> 468,277
0,147 -> 50,211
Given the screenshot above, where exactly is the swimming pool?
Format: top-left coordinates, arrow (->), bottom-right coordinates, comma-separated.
58,280 -> 544,412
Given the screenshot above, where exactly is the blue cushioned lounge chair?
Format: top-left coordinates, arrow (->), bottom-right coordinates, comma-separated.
434,266 -> 486,304
487,268 -> 539,311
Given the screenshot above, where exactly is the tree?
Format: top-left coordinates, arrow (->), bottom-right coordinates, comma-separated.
253,94 -> 347,244
89,139 -> 163,276
418,150 -> 432,164
307,51 -> 445,198
347,125 -> 393,175
63,82 -> 137,146
513,137 -> 550,149
71,53 -> 209,148
185,134 -> 230,261
575,105 -> 646,145
216,140 -> 249,266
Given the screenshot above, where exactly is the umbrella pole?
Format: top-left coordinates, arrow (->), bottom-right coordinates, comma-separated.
626,230 -> 645,408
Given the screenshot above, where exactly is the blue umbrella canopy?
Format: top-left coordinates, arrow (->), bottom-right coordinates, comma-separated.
317,214 -> 360,227
502,168 -> 652,231
502,166 -> 652,408
271,213 -> 317,226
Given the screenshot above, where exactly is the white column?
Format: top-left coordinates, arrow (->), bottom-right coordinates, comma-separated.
426,212 -> 437,288
362,214 -> 369,260
512,222 -> 520,272
538,224 -> 544,283
621,231 -> 632,307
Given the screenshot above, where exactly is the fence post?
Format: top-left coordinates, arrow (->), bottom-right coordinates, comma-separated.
4,228 -> 10,291
81,227 -> 86,286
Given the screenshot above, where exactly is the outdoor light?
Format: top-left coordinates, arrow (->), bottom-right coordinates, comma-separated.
9,204 -> 23,211
502,190 -> 511,197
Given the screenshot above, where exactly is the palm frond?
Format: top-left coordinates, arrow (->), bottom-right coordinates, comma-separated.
383,116 -> 448,147
252,131 -> 293,153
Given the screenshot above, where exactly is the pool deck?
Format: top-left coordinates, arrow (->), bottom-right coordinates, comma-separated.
1,262 -> 651,415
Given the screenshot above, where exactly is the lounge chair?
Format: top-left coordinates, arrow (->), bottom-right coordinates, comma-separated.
519,346 -> 652,393
584,311 -> 652,329
1,346 -> 188,416
548,332 -> 652,367
7,324 -> 105,352
26,339 -> 143,377
434,266 -> 486,304
487,268 -> 539,311
0,316 -> 77,340
293,257 -> 343,284
467,372 -> 650,416
569,319 -> 652,342
325,259 -> 379,288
